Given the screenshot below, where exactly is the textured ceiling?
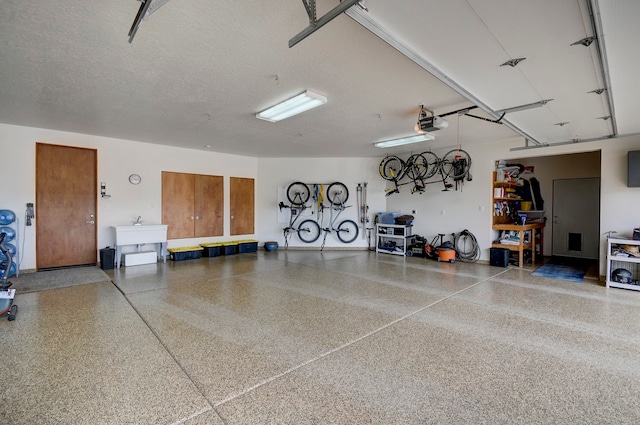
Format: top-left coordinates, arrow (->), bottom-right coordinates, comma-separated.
0,1 -> 637,157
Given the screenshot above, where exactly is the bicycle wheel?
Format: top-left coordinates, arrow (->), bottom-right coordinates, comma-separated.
336,219 -> 359,243
326,182 -> 349,206
404,153 -> 429,180
297,219 -> 321,243
441,149 -> 471,179
287,182 -> 310,206
379,156 -> 405,181
421,151 -> 441,179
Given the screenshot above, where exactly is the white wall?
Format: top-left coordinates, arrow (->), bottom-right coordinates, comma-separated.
383,136 -> 640,275
379,144 -> 497,260
257,158 -> 386,249
2,121 -> 640,276
509,151 -> 601,256
0,123 -> 257,270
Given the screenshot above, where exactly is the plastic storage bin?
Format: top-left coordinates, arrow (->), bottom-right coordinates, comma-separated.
238,239 -> 259,253
200,242 -> 223,257
221,242 -> 238,255
169,246 -> 203,261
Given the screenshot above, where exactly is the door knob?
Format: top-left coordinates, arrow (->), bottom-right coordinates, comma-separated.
85,220 -> 95,225
231,215 -> 235,219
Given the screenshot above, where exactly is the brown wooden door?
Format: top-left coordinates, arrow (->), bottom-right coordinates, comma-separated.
36,143 -> 97,269
230,177 -> 254,236
162,172 -> 195,239
194,174 -> 223,237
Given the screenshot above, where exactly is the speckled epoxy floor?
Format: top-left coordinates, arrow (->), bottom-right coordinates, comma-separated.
2,250 -> 640,424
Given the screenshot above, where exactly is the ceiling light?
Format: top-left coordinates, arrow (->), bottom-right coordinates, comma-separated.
374,134 -> 435,148
256,90 -> 327,122
496,99 -> 553,114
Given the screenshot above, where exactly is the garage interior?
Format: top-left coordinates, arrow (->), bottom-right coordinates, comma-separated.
2,1 -> 640,423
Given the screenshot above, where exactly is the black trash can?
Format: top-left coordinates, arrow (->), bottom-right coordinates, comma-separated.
490,247 -> 509,267
100,247 -> 115,270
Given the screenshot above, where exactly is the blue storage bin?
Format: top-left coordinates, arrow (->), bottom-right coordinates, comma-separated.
168,246 -> 203,261
238,239 -> 258,253
222,242 -> 238,255
200,243 -> 223,257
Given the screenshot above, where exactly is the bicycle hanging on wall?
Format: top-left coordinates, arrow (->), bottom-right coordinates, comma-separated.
379,148 -> 472,196
319,182 -> 359,250
279,182 -> 321,248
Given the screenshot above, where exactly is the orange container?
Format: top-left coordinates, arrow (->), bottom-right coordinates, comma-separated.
438,248 -> 456,263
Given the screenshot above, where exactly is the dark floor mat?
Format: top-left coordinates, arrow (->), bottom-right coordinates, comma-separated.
9,266 -> 111,293
531,256 -> 595,283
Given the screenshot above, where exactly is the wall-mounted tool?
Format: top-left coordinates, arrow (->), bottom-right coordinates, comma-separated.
101,182 -> 111,199
25,203 -> 34,226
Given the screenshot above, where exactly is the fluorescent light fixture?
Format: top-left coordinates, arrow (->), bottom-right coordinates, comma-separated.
256,90 -> 327,122
374,133 -> 435,148
496,99 -> 553,114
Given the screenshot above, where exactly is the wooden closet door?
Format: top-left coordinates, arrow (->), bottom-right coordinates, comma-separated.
194,174 -> 223,237
230,177 -> 254,236
162,172 -> 195,239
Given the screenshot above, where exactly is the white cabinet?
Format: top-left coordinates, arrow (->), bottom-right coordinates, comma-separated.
376,224 -> 412,256
606,237 -> 640,291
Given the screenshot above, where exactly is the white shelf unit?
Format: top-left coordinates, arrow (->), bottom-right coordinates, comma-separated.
376,224 -> 412,256
606,237 -> 640,291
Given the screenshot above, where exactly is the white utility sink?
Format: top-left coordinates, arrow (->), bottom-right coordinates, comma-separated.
112,225 -> 168,268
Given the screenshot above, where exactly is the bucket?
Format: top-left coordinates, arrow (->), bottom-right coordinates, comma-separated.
520,201 -> 532,211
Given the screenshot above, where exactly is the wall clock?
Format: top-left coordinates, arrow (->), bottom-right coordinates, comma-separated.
129,174 -> 142,185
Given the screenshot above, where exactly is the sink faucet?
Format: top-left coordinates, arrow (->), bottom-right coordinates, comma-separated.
133,216 -> 143,225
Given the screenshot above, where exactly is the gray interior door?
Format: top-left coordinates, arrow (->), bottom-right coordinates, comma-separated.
552,178 -> 600,259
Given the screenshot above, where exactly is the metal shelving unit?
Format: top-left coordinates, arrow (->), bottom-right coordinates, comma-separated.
606,237 -> 640,291
376,224 -> 412,256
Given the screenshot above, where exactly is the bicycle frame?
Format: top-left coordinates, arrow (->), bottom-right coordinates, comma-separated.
280,202 -> 304,248
381,149 -> 471,195
319,185 -> 359,250
279,201 -> 320,248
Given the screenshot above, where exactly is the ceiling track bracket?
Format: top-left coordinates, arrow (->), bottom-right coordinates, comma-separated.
290,0 -> 361,48
588,0 -> 618,137
128,0 -> 172,43
301,0 -> 317,24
